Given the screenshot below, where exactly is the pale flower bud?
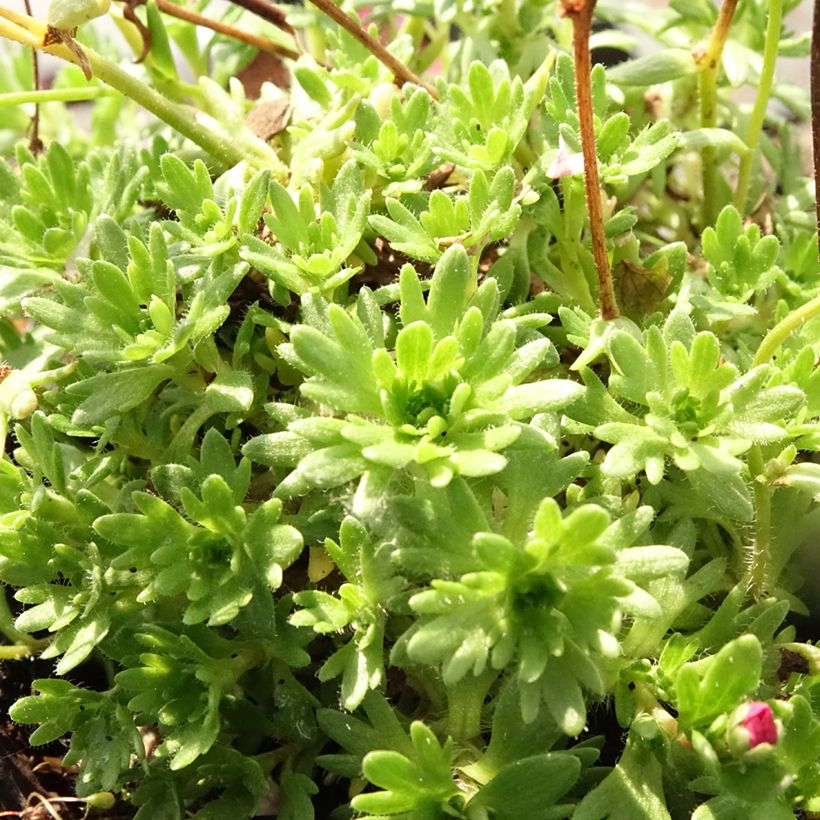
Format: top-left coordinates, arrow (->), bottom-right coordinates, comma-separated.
547,137 -> 585,179
0,371 -> 38,419
9,386 -> 37,420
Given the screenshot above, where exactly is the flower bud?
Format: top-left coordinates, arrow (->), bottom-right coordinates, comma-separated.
0,372 -> 38,419
369,83 -> 401,121
83,792 -> 116,810
9,387 -> 37,419
48,0 -> 110,31
727,701 -> 779,756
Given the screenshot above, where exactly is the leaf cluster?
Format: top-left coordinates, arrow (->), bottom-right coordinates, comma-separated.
0,1 -> 818,818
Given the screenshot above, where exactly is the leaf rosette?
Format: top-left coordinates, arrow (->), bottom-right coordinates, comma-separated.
244,244 -> 584,495
393,498 -> 688,734
568,312 -> 807,485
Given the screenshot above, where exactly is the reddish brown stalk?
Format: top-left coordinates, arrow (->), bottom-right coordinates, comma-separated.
156,0 -> 299,60
306,0 -> 438,99
812,0 -> 820,243
226,0 -> 297,40
560,0 -> 619,320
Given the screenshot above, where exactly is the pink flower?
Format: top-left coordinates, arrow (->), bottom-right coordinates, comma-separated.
742,701 -> 777,748
547,137 -> 585,179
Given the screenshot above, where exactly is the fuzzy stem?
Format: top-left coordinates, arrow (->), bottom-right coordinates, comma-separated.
561,0 -> 619,320
306,0 -> 439,98
697,0 -> 739,226
0,86 -> 115,106
752,293 -> 820,367
0,588 -> 45,651
734,0 -> 783,212
813,0 -> 820,238
446,669 -> 497,744
0,587 -> 25,646
84,49 -> 255,169
747,445 -> 771,600
744,292 -> 820,599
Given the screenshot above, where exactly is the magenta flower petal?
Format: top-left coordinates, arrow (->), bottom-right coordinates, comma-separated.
743,701 -> 777,747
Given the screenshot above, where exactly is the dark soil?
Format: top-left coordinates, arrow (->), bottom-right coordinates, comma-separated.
0,655 -> 134,820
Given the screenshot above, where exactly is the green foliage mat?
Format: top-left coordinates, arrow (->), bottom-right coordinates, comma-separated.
0,0 -> 818,817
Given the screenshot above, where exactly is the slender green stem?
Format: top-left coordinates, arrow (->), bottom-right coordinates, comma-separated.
446,669 -> 497,743
0,8 -> 284,172
0,643 -> 40,658
734,0 -> 783,212
253,745 -> 294,774
747,445 -> 771,600
0,588 -> 46,653
85,48 -> 286,174
23,0 -> 42,153
83,49 -> 247,170
414,24 -> 448,75
0,3 -> 42,38
753,293 -> 820,367
497,0 -> 521,37
0,587 -> 28,646
743,293 -> 820,599
0,86 -> 115,107
697,0 -> 740,226
399,13 -> 426,48
168,402 -> 216,461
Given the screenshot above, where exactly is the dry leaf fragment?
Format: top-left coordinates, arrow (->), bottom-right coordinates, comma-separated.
246,97 -> 291,141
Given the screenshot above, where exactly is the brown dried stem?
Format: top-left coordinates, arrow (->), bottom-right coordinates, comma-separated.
306,0 -> 438,98
226,0 -> 298,43
560,0 -> 619,320
122,0 -> 152,63
156,0 -> 299,60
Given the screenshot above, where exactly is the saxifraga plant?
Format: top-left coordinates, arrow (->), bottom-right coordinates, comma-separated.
0,0 -> 819,817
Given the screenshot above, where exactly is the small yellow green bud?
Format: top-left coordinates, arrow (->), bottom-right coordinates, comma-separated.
47,0 -> 110,31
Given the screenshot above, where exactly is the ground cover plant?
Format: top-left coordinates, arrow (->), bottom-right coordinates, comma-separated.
0,0 -> 819,816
